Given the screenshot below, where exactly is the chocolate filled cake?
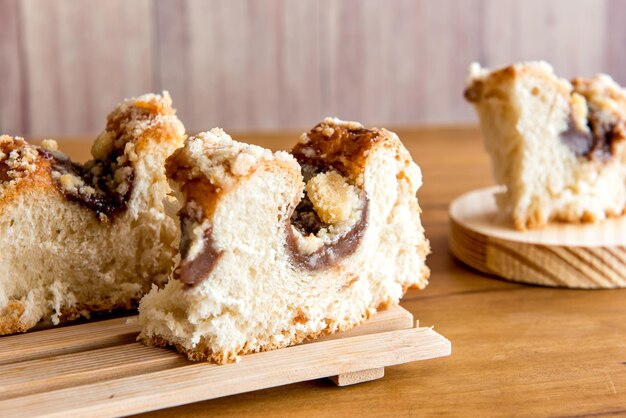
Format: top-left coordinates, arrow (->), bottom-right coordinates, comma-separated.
465,61 -> 626,230
137,118 -> 430,363
0,93 -> 185,334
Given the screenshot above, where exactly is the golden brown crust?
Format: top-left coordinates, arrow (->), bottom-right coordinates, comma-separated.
0,300 -> 32,335
165,135 -> 298,220
0,297 -> 142,336
165,150 -> 222,219
465,62 -> 572,104
0,141 -> 59,217
93,93 -> 181,160
292,119 -> 391,181
293,308 -> 309,325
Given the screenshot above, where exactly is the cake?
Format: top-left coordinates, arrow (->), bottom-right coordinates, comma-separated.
0,92 -> 185,335
137,118 -> 430,363
465,61 -> 626,230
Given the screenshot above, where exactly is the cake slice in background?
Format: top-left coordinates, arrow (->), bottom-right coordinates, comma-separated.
0,92 -> 185,334
137,118 -> 430,363
465,61 -> 626,230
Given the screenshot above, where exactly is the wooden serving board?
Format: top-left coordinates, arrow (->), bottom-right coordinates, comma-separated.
450,186 -> 626,288
0,305 -> 450,418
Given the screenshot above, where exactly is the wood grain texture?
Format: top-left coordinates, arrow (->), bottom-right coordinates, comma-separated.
329,367 -> 385,387
481,0 -> 607,77
19,0 -> 154,136
320,0 -> 483,125
1,0 -> 625,136
155,0 -> 321,133
450,187 -> 626,288
0,0 -> 25,136
606,0 -> 626,85
130,127 -> 626,417
0,316 -> 139,365
0,306 -> 450,417
15,127 -> 626,416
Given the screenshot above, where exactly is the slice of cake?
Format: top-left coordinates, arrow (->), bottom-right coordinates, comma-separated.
465,61 -> 626,230
0,92 -> 185,334
137,118 -> 430,363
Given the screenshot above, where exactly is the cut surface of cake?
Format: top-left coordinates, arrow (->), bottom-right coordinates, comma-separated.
0,92 -> 185,334
465,61 -> 626,230
137,118 -> 430,363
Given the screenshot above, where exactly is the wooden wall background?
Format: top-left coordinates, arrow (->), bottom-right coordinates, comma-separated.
0,0 -> 624,138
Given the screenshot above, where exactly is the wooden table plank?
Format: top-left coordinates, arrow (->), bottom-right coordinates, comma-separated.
0,326 -> 450,418
22,126 -> 626,417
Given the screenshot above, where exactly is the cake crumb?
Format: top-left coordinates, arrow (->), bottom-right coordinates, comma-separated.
305,171 -> 359,224
41,139 -> 59,151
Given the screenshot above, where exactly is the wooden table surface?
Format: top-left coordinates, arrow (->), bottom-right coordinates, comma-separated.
52,127 -> 626,417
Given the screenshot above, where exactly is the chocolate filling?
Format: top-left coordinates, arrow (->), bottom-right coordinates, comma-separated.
286,198 -> 368,271
39,149 -> 133,219
289,162 -> 327,236
0,162 -> 11,182
288,132 -> 373,269
174,213 -> 224,287
284,123 -> 377,270
560,117 -> 594,157
286,162 -> 369,270
290,192 -> 325,236
560,115 -> 622,162
463,82 -> 482,103
176,189 -> 369,283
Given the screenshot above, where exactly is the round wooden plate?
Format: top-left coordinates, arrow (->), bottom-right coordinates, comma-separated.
449,186 -> 626,288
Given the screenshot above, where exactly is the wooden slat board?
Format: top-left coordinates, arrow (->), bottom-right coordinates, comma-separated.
0,306 -> 450,418
449,186 -> 626,288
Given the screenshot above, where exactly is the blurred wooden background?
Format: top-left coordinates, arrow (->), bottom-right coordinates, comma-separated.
0,0 -> 624,138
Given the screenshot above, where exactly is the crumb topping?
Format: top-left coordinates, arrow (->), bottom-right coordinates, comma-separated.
52,92 -> 178,219
291,118 -> 385,189
559,75 -> 626,161
0,136 -> 40,184
305,171 -> 360,225
41,139 -> 59,152
0,92 -> 177,220
166,129 -> 293,193
570,75 -> 626,159
92,92 -> 179,161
